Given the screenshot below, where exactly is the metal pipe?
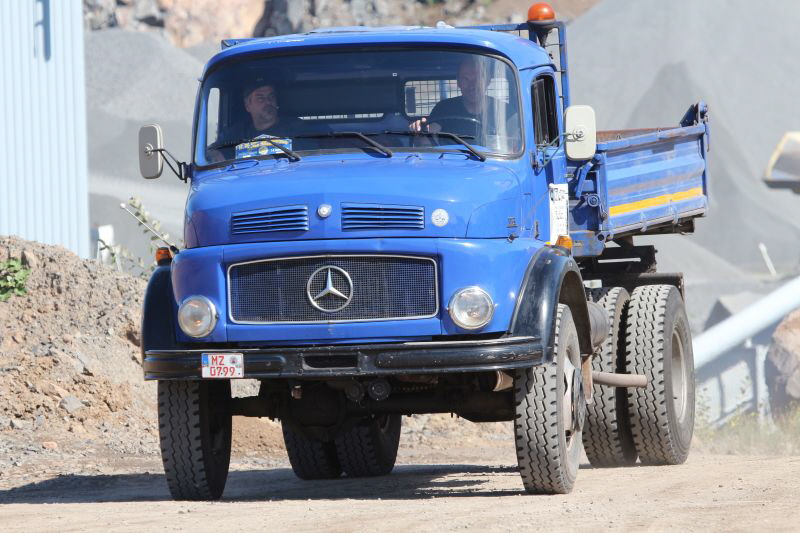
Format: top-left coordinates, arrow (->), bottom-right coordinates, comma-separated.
492,370 -> 514,392
591,371 -> 647,388
693,275 -> 800,369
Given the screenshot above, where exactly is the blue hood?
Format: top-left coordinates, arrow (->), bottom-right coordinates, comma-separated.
185,155 -> 523,247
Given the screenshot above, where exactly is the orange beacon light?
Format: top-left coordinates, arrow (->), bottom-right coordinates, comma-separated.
527,2 -> 556,22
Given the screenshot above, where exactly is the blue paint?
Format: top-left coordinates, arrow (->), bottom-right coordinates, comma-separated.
164,19 -> 708,345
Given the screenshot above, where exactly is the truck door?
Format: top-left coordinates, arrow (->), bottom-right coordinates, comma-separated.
531,74 -> 568,244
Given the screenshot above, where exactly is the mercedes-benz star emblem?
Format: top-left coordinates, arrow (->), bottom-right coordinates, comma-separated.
306,266 -> 353,313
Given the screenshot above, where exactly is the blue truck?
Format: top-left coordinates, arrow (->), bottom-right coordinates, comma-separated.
137,3 -> 709,499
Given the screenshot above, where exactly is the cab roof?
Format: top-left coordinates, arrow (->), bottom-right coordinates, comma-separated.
203,26 -> 552,78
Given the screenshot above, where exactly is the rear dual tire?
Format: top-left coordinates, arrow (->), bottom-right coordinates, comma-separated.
581,284 -> 695,467
582,287 -> 638,467
283,414 -> 401,480
626,284 -> 694,465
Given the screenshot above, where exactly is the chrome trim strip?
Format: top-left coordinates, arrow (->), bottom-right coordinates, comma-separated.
226,254 -> 440,325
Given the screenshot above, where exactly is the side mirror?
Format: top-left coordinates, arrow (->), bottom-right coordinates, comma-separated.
138,124 -> 164,179
564,105 -> 597,161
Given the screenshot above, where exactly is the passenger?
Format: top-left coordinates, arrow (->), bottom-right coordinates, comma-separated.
409,58 -> 494,137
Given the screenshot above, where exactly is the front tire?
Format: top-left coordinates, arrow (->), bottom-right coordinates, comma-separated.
626,285 -> 694,465
514,304 -> 584,494
158,380 -> 232,501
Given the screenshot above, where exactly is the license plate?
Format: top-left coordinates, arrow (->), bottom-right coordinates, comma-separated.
201,353 -> 243,378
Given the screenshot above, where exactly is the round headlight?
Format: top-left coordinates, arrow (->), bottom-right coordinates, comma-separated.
449,287 -> 494,330
177,296 -> 218,338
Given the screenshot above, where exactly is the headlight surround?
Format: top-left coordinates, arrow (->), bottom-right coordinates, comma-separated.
177,296 -> 218,338
448,287 -> 494,330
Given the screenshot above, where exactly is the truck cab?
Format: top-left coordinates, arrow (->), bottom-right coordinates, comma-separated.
139,3 -> 707,500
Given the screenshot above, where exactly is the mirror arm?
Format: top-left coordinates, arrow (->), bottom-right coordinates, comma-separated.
151,148 -> 188,182
534,133 -> 568,170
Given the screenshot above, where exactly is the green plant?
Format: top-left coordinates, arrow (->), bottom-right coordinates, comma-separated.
127,196 -> 180,256
102,196 -> 183,278
97,238 -> 146,275
0,259 -> 31,302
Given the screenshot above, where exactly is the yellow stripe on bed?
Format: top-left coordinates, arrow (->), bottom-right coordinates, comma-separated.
609,187 -> 704,216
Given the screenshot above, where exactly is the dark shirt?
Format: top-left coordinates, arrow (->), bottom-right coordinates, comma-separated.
211,116 -> 321,160
217,116 -> 304,145
428,96 -> 517,140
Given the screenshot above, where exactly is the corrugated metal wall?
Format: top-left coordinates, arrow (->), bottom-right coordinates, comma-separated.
0,0 -> 89,257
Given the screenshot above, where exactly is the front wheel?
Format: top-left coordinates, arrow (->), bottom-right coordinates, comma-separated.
514,304 -> 585,494
158,380 -> 232,500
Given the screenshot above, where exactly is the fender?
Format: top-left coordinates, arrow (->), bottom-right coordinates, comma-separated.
508,246 -> 592,362
140,265 -> 180,362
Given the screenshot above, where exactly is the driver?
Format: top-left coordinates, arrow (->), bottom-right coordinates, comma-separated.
409,58 -> 492,137
207,79 -> 304,162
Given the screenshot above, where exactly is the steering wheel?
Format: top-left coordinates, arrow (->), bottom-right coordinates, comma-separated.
428,115 -> 483,139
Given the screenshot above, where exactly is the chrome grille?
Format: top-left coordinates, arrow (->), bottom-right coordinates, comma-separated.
231,205 -> 308,235
228,255 -> 438,323
341,203 -> 424,230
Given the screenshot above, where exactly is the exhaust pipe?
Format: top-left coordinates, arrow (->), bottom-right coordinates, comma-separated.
592,371 -> 647,388
493,370 -> 514,392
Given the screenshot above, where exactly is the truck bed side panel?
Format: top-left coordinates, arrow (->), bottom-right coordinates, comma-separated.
597,124 -> 708,237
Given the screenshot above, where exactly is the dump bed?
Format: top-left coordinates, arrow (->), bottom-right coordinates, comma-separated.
570,108 -> 709,255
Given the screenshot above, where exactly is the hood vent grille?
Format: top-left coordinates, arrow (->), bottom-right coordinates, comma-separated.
341,203 -> 424,230
231,205 -> 309,234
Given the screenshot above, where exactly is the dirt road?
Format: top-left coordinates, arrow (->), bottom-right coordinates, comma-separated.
2,445 -> 798,532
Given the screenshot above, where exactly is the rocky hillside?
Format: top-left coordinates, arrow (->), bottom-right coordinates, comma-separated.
84,0 -> 599,47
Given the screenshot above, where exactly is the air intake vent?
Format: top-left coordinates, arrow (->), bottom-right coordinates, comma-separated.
341,203 -> 424,230
231,205 -> 309,235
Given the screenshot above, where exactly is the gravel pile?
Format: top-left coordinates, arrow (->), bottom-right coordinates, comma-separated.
85,29 -> 200,262
569,0 -> 800,273
0,236 -> 157,475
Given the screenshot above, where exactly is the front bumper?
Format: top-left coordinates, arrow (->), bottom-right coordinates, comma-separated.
143,335 -> 542,380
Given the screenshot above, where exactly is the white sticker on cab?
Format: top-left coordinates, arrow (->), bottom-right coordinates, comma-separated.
548,183 -> 569,244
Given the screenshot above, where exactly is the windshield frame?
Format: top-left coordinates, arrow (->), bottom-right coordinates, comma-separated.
192,45 -> 526,170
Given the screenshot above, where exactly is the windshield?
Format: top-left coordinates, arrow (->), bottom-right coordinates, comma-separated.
195,49 -> 523,166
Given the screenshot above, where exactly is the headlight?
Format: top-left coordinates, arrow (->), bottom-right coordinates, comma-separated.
448,287 -> 494,330
177,296 -> 218,338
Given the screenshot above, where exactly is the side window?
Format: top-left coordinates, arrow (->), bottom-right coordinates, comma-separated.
206,87 -> 220,146
532,76 -> 559,146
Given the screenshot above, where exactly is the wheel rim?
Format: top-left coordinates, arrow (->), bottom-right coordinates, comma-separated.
671,331 -> 688,422
562,349 -> 584,451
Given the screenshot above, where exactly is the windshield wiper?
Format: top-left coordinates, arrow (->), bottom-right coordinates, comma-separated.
382,131 -> 486,162
296,131 -> 393,158
212,136 -> 301,162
